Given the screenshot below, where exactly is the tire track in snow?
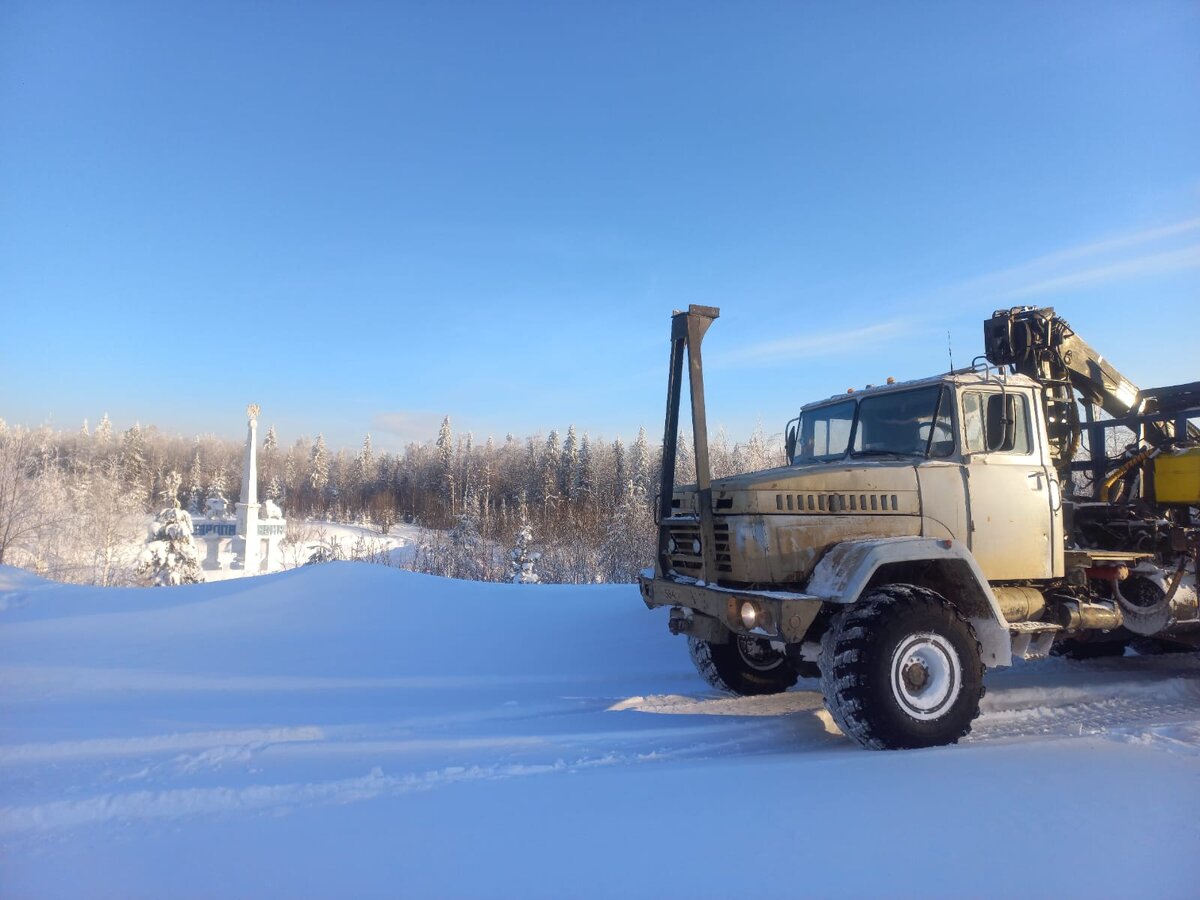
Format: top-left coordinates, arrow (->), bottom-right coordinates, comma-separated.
0,727 -> 325,765
612,661 -> 1200,754
969,674 -> 1200,743
0,752 -> 653,835
5,661 -> 1197,836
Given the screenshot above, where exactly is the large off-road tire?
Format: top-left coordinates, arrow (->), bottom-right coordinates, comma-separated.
819,584 -> 985,750
688,634 -> 799,696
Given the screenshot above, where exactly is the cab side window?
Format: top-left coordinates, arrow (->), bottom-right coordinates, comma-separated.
962,391 -> 1031,455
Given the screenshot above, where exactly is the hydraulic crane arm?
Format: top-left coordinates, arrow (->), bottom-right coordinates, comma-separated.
984,307 -> 1139,417
983,307 -> 1196,477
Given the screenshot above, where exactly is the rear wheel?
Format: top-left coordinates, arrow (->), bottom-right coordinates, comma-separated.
819,585 -> 985,750
688,634 -> 799,696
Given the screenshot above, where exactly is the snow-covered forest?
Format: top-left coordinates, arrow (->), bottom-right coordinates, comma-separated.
0,414 -> 784,587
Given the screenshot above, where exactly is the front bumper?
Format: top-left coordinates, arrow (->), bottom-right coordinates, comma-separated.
638,571 -> 823,644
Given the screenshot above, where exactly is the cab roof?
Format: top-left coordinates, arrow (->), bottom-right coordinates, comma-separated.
801,368 -> 1042,411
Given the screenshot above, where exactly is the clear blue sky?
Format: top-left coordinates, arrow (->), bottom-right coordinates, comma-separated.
2,1 -> 1197,452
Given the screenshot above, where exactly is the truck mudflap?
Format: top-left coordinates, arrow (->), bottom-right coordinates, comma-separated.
638,570 -> 823,644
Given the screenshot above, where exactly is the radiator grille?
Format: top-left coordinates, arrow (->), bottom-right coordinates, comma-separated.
713,521 -> 732,573
663,519 -> 733,576
665,521 -> 702,575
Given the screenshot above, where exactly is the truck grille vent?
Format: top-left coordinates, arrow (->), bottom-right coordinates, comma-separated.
665,522 -> 702,574
713,521 -> 731,573
774,493 -> 899,513
664,520 -> 733,576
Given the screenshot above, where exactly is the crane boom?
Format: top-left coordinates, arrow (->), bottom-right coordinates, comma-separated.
983,306 -> 1196,479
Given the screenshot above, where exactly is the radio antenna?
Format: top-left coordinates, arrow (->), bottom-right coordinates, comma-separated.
947,330 -> 955,373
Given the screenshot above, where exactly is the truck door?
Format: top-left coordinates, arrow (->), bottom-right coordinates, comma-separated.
960,388 -> 1057,580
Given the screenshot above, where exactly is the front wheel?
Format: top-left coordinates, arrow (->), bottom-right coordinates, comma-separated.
819,585 -> 985,750
688,634 -> 799,696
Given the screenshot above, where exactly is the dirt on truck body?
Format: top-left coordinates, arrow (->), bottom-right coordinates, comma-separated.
639,305 -> 1200,749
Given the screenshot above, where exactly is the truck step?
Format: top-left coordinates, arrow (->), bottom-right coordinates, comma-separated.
1064,548 -> 1153,568
1008,621 -> 1062,660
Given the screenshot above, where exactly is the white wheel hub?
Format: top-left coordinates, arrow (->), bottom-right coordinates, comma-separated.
736,636 -> 785,672
890,632 -> 961,720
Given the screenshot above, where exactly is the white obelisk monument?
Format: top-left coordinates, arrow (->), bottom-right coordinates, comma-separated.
235,403 -> 261,573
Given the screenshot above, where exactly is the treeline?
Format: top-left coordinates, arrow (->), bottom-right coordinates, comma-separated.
0,414 -> 784,585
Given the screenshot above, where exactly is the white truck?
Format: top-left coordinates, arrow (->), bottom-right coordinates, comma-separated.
639,306 -> 1199,749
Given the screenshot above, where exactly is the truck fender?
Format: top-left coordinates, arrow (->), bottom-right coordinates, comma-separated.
807,536 -> 1012,668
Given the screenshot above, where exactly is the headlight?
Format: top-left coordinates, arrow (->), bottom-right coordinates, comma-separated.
740,600 -> 757,629
667,537 -> 678,554
691,539 -> 702,555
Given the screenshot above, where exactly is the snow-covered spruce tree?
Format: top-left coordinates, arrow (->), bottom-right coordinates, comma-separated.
208,464 -> 228,500
204,463 -> 230,517
159,469 -> 182,511
602,480 -> 656,583
448,492 -> 486,580
479,436 -> 495,526
353,433 -> 374,517
94,413 -> 113,446
631,426 -> 652,495
436,416 -> 454,507
283,446 -> 298,506
136,479 -> 203,587
560,425 -> 579,502
309,433 -> 330,502
539,430 -> 561,515
186,445 -> 203,513
611,436 -> 627,503
509,493 -> 540,584
120,423 -> 150,493
261,424 -> 279,502
458,432 -> 474,513
577,432 -> 595,507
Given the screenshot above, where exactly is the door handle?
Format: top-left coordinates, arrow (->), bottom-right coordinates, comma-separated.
1027,472 -> 1043,490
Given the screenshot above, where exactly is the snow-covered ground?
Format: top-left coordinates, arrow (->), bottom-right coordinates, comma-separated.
2,563 -> 1198,898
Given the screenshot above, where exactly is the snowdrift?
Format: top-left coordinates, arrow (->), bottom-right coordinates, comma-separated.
2,563 -> 1199,898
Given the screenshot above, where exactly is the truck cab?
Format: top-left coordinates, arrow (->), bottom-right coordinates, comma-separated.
662,372 -> 1063,590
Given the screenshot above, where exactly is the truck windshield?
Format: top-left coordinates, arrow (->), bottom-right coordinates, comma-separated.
852,386 -> 946,457
795,386 -> 952,462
